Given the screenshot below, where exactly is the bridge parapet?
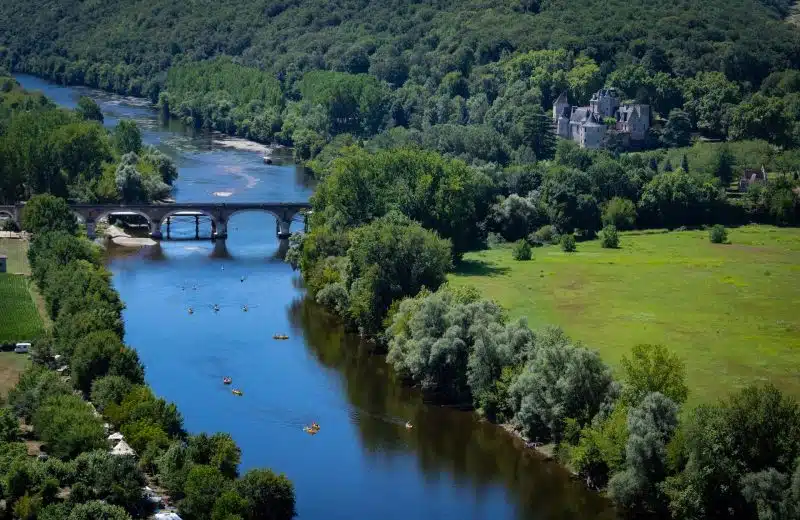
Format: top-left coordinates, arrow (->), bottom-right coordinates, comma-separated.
2,202 -> 311,240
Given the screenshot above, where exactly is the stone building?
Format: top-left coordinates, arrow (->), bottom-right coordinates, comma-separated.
552,88 -> 650,149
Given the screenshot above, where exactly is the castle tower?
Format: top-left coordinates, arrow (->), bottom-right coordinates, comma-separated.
552,91 -> 569,122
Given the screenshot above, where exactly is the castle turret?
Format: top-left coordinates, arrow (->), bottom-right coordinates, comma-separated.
553,91 -> 569,122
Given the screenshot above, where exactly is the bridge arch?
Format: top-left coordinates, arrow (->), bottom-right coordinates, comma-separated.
0,210 -> 16,222
158,209 -> 222,240
226,207 -> 301,239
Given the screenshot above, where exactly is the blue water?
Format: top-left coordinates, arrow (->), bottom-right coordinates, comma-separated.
14,74 -> 614,520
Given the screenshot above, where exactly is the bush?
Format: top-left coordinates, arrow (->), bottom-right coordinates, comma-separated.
600,225 -> 620,249
561,234 -> 577,252
530,224 -> 559,246
709,224 -> 728,244
602,197 -> 637,230
512,240 -> 532,260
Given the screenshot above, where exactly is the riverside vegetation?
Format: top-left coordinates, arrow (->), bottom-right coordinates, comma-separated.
0,194 -> 296,520
285,137 -> 800,519
0,74 -> 177,205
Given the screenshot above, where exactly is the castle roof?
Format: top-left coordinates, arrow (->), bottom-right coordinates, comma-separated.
554,91 -> 568,105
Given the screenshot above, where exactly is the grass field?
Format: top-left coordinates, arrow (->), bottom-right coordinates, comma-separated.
0,352 -> 30,397
451,225 -> 800,404
0,237 -> 31,275
0,274 -> 45,343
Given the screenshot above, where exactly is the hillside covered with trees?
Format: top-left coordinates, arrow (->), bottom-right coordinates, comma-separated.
1,0 -> 800,165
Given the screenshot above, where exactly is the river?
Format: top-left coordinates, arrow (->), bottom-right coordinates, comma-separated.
14,74 -> 615,520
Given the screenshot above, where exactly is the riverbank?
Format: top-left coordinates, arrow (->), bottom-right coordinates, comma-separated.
104,224 -> 157,247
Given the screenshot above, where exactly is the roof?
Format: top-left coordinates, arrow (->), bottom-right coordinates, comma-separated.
554,91 -> 568,104
570,107 -> 590,122
108,432 -> 125,442
110,440 -> 135,456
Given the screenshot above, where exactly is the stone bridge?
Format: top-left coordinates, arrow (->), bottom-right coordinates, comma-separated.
0,202 -> 311,240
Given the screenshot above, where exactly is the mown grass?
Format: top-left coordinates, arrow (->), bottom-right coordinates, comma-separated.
0,237 -> 31,275
0,352 -> 30,397
450,225 -> 800,404
0,274 -> 45,343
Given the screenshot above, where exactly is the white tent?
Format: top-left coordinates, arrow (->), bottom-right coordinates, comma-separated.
107,432 -> 125,443
109,440 -> 135,456
154,512 -> 183,520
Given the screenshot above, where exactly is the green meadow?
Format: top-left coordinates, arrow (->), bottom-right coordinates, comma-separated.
451,225 -> 800,404
0,274 -> 44,343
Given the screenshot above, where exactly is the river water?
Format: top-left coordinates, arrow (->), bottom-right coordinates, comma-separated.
14,74 -> 615,520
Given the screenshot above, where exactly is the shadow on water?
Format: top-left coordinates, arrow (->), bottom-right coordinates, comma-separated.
289,298 -> 618,520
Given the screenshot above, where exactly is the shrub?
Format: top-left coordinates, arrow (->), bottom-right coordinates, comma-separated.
709,224 -> 728,244
531,224 -> 559,246
602,197 -> 637,230
512,240 -> 532,260
561,234 -> 577,252
600,225 -> 620,249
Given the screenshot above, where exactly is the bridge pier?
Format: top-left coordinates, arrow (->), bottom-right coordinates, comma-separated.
213,219 -> 228,240
277,219 -> 292,239
149,220 -> 163,240
85,220 -> 96,239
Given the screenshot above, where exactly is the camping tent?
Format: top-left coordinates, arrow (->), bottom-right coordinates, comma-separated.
110,440 -> 135,456
154,512 -> 183,520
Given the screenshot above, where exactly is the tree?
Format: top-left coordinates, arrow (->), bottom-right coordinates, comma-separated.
712,145 -> 737,186
602,197 -> 637,230
620,344 -> 688,405
187,433 -> 242,480
156,441 -> 191,497
608,392 -> 679,515
32,394 -> 105,459
387,287 -> 530,405
345,213 -> 452,334
661,110 -> 692,148
312,147 -> 488,256
21,194 -> 77,235
90,375 -> 134,412
67,501 -> 132,520
70,330 -> 144,394
682,72 -> 741,136
76,96 -> 103,122
560,234 -> 576,252
508,337 -> 615,440
541,167 -> 600,235
8,365 -> 72,421
681,154 -> 690,173
73,450 -> 146,515
180,465 -> 229,520
0,407 -> 20,442
113,120 -> 142,154
234,468 -> 297,520
489,194 -> 542,241
512,239 -> 532,260
212,490 -> 248,520
599,225 -> 619,248
638,170 -> 723,228
709,224 -> 728,244
664,385 -> 800,519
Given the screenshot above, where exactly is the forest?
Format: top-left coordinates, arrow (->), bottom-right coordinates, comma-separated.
0,194 -> 295,520
1,0 -> 800,166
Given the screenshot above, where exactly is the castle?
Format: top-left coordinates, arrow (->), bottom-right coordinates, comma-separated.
552,88 -> 650,149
